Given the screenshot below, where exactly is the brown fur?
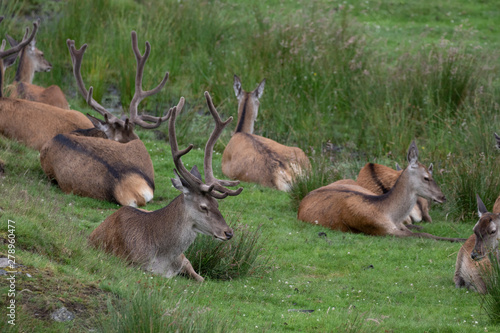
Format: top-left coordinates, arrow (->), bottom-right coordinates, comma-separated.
221,75 -> 311,191
357,163 -> 432,223
298,142 -> 464,242
89,93 -> 242,282
5,32 -> 69,109
0,97 -> 93,151
454,196 -> 500,293
40,134 -> 154,206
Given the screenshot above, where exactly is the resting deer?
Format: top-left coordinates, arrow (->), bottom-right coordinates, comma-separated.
357,162 -> 433,224
0,21 -> 93,151
298,141 -> 465,242
454,195 -> 500,293
5,24 -> 69,109
40,32 -> 170,206
221,75 -> 311,191
89,92 -> 243,282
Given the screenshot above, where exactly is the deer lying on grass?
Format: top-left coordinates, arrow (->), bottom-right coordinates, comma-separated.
89,92 -> 243,282
40,32 -> 170,206
0,20 -> 93,151
5,24 -> 70,109
221,75 -> 311,191
454,195 -> 500,293
298,141 -> 465,242
357,162 -> 433,224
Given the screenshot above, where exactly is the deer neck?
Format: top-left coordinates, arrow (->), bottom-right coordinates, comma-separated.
235,93 -> 258,134
150,195 -> 198,257
15,50 -> 35,83
379,169 -> 418,223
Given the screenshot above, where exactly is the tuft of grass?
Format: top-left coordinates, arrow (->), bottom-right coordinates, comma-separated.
185,222 -> 267,281
480,253 -> 500,324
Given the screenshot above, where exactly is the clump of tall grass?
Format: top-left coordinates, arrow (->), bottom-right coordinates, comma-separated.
100,288 -> 230,333
480,253 -> 500,324
185,223 -> 267,281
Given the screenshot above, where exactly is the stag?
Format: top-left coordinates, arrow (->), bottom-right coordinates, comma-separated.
5,21 -> 69,109
89,92 -> 243,281
454,195 -> 500,293
40,32 -> 170,206
0,20 -> 93,151
221,75 -> 311,191
298,141 -> 465,242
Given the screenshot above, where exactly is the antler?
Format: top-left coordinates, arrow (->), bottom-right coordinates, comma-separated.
66,39 -> 123,129
0,19 -> 38,59
203,92 -> 243,198
128,31 -> 171,128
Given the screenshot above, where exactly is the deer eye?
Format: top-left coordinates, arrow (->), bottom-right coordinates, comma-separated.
490,229 -> 497,235
424,177 -> 430,182
200,204 -> 208,212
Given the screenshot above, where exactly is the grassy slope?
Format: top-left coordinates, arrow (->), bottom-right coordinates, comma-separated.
0,0 -> 499,331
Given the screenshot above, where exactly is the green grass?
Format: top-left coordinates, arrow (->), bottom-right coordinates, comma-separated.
0,0 -> 500,331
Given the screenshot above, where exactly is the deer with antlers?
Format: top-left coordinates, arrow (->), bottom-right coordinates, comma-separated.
40,32 -> 170,206
221,75 -> 311,192
454,195 -> 500,293
5,20 -> 69,109
298,141 -> 465,242
0,20 -> 94,151
89,92 -> 243,282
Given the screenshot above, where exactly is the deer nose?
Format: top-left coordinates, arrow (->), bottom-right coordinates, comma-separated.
471,250 -> 481,261
224,231 -> 233,240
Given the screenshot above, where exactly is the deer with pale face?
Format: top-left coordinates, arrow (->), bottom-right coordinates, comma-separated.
89,92 -> 243,281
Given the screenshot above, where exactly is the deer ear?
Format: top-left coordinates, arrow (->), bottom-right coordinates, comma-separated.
428,163 -> 433,175
171,171 -> 191,195
395,162 -> 402,171
407,141 -> 418,167
233,75 -> 242,98
477,194 -> 488,217
255,78 -> 266,99
190,165 -> 202,181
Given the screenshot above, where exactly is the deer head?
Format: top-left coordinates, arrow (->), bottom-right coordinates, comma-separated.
471,195 -> 500,261
67,31 -> 171,143
169,93 -> 243,240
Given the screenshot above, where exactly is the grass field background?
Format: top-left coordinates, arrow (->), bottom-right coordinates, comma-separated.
0,0 -> 499,331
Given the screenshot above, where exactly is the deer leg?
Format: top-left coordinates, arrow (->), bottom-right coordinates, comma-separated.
179,254 -> 204,282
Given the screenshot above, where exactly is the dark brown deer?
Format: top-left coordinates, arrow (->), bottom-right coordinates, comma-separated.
221,75 -> 311,191
454,195 -> 500,293
298,141 -> 465,242
89,92 -> 243,282
357,162 -> 433,223
5,23 -> 70,109
0,20 -> 93,151
40,32 -> 170,206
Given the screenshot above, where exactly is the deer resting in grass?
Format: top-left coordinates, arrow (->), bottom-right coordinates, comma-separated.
454,195 -> 500,293
0,20 -> 93,151
40,32 -> 170,206
5,25 -> 70,109
221,75 -> 311,191
89,92 -> 243,282
357,162 -> 433,224
298,141 -> 465,242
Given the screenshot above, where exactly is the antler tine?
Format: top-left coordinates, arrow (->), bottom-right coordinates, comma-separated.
0,20 -> 38,59
203,91 -> 243,198
169,98 -> 203,188
66,39 -> 120,124
129,31 -> 170,129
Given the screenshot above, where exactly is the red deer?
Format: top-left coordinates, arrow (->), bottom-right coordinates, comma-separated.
5,25 -> 70,109
493,133 -> 500,213
357,162 -> 433,223
0,21 -> 93,151
221,75 -> 311,191
454,195 -> 500,293
40,32 -> 170,207
297,141 -> 465,242
88,92 -> 243,282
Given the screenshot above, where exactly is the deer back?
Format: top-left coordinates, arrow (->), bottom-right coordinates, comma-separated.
454,195 -> 500,293
357,162 -> 432,222
40,133 -> 154,207
0,98 -> 93,151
